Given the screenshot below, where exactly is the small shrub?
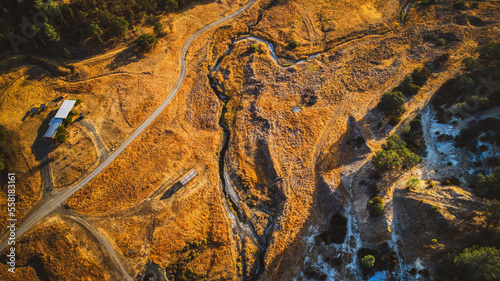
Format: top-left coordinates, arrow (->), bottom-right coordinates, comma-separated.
406,177 -> 421,190
462,57 -> 478,72
154,21 -> 165,36
361,255 -> 376,268
248,44 -> 259,53
432,239 -> 438,244
75,99 -> 82,106
64,48 -> 71,58
453,0 -> 467,9
431,205 -> 440,213
436,38 -> 446,46
402,126 -> 411,135
434,53 -> 451,68
389,117 -> 402,126
367,196 -> 384,217
288,39 -> 299,49
404,83 -> 421,96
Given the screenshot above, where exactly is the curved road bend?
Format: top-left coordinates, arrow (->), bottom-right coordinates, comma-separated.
60,213 -> 133,281
0,0 -> 257,252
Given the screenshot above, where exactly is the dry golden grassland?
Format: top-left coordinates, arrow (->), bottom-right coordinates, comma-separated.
0,216 -> 119,281
0,0 -> 498,279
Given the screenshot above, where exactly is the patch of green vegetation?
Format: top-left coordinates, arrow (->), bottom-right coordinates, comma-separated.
153,21 -> 165,36
406,177 -> 421,190
411,66 -> 432,86
0,0 -> 199,53
436,38 -> 446,46
248,44 -> 259,53
137,34 -> 159,53
372,135 -> 422,171
431,205 -> 440,213
361,255 -> 375,268
473,167 -> 500,199
434,52 -> 450,68
367,196 -> 384,217
462,57 -> 478,72
378,91 -> 406,117
62,109 -> 78,127
288,39 -> 299,49
438,246 -> 500,281
55,126 -> 67,144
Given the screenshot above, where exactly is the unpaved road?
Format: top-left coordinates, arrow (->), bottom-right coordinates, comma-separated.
0,0 -> 257,253
60,213 -> 133,281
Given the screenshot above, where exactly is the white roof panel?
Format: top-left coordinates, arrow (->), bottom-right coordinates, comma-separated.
54,100 -> 76,119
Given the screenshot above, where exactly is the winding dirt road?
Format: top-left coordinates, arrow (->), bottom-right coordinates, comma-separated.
0,0 -> 257,253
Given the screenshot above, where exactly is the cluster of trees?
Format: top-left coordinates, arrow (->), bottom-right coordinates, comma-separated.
402,117 -> 426,154
372,134 -> 422,171
433,42 -> 500,116
398,66 -> 432,98
378,66 -> 432,125
0,0 -> 195,53
439,246 -> 500,281
473,167 -> 500,200
54,126 -> 67,143
0,125 -> 12,171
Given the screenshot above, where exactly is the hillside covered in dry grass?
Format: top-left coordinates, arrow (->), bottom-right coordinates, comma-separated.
0,0 -> 499,280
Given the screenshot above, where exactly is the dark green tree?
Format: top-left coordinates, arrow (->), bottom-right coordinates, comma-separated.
378,91 -> 406,116
412,67 -> 432,86
483,200 -> 500,227
112,16 -> 129,38
154,21 -> 165,36
462,57 -> 478,72
367,196 -> 384,217
288,39 -> 299,49
453,246 -> 500,281
372,150 -> 402,170
89,21 -> 103,43
137,34 -> 158,53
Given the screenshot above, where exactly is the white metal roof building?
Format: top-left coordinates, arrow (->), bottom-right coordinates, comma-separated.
54,100 -> 76,119
43,118 -> 63,139
43,100 -> 76,140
